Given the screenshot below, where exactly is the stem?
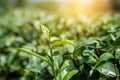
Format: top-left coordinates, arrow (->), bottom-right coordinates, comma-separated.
96,48 -> 100,56
88,60 -> 101,80
48,29 -> 56,80
114,64 -> 119,80
113,50 -> 119,80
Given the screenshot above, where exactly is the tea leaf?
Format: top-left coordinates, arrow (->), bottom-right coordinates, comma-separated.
99,53 -> 114,62
52,40 -> 75,48
18,48 -> 50,65
74,39 -> 98,53
41,25 -> 50,40
113,37 -> 120,47
63,70 -> 78,80
96,62 -> 116,77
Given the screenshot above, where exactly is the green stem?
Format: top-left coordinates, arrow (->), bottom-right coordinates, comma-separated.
49,29 -> 56,80
113,50 -> 119,80
114,64 -> 119,80
88,60 -> 101,80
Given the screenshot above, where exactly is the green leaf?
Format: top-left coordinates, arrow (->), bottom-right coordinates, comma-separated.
114,65 -> 120,80
115,48 -> 120,59
52,40 -> 75,48
59,60 -> 76,73
99,53 -> 114,62
18,48 -> 50,65
74,39 -> 98,53
41,25 -> 50,40
55,60 -> 76,80
50,37 -> 60,42
96,62 -> 116,77
85,56 -> 97,64
83,50 -> 98,60
26,56 -> 48,73
113,37 -> 120,47
27,56 -> 41,73
63,70 -> 78,80
53,55 -> 63,69
110,33 -> 116,41
82,50 -> 98,64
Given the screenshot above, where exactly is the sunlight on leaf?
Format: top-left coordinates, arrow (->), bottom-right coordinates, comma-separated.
96,62 -> 116,77
18,48 -> 51,65
99,53 -> 114,62
63,70 -> 78,80
52,40 -> 75,48
41,25 -> 50,40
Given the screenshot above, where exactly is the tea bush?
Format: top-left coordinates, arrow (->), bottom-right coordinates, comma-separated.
0,9 -> 120,80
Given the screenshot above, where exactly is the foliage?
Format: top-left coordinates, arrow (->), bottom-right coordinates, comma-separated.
0,9 -> 120,80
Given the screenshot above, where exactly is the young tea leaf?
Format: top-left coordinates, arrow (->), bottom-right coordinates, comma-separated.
63,70 -> 78,80
41,25 -> 50,40
52,40 -> 75,48
18,48 -> 50,65
55,60 -> 77,80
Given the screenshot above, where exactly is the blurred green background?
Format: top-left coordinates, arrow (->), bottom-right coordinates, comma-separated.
1,0 -> 120,80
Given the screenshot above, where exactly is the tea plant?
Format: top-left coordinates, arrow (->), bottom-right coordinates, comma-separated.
0,9 -> 120,80
19,25 -> 77,80
19,25 -> 120,80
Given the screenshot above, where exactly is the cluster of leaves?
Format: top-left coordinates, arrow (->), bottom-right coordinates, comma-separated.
0,9 -> 120,80
19,24 -> 120,80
